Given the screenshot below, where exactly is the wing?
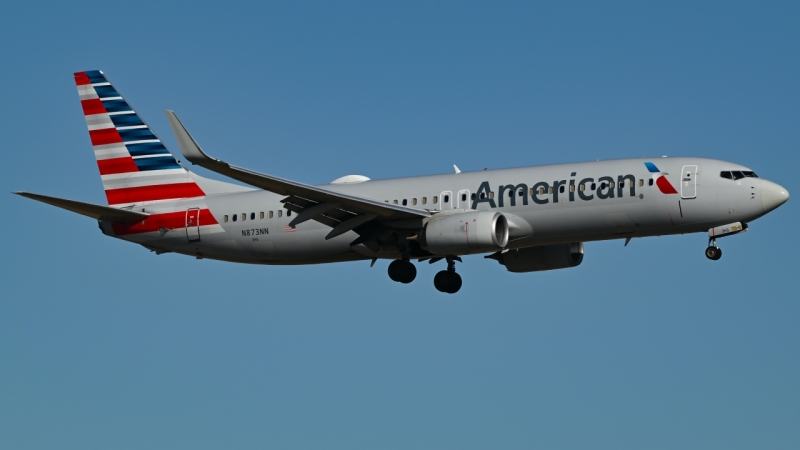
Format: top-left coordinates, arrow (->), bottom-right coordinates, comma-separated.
15,192 -> 150,223
165,111 -> 429,241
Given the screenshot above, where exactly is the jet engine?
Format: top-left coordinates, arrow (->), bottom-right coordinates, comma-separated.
421,211 -> 509,255
488,242 -> 584,273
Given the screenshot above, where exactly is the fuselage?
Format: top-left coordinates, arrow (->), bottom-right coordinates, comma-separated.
101,156 -> 783,264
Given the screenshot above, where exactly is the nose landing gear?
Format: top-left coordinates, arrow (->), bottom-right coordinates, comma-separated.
705,243 -> 722,261
433,257 -> 462,294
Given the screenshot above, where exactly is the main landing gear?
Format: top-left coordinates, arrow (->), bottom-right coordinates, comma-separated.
433,257 -> 462,294
705,239 -> 722,261
388,259 -> 417,283
386,256 -> 463,293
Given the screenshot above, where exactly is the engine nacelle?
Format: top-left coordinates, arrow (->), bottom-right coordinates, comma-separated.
490,242 -> 584,273
422,211 -> 509,255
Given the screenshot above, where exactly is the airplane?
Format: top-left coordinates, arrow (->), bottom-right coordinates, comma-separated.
15,70 -> 790,293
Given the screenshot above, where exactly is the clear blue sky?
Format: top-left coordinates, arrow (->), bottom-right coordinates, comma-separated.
2,1 -> 798,448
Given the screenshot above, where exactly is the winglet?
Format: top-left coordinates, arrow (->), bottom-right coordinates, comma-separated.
165,110 -> 224,167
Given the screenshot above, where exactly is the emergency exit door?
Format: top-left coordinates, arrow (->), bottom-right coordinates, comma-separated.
681,165 -> 697,199
186,208 -> 200,242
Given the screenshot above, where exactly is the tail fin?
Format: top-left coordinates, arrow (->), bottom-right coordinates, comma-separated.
74,70 -> 205,207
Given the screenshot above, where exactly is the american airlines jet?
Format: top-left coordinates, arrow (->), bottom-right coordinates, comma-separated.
16,71 -> 790,293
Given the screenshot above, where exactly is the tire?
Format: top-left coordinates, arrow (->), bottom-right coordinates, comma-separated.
446,272 -> 462,294
388,260 -> 416,283
434,271 -> 450,292
712,247 -> 722,260
705,246 -> 719,260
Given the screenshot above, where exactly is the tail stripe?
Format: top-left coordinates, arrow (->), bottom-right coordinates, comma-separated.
74,70 -> 205,206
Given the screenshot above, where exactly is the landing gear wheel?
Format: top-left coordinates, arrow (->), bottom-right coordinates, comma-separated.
434,270 -> 462,294
388,260 -> 417,283
705,246 -> 722,261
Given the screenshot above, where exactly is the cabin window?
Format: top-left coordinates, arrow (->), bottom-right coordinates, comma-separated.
402,199 -> 408,206
538,187 -> 545,195
489,191 -> 495,199
223,215 -> 229,222
422,197 -> 427,204
638,179 -> 644,187
269,211 -> 274,218
569,185 -> 575,192
743,171 -> 758,178
393,200 -> 398,204
250,212 -> 255,220
591,183 -> 597,190
232,214 -> 237,222
433,196 -> 438,204
412,198 -> 417,205
518,190 -> 524,197
480,192 -> 486,199
259,212 -> 264,219
529,188 -> 534,197
609,182 -> 615,189
548,187 -> 553,194
619,181 -> 624,188
287,210 -> 292,217
277,210 -> 282,218
559,185 -> 565,193
471,193 -> 476,200
241,213 -> 246,221
443,194 -> 450,203
648,179 -> 654,186
462,193 -> 468,201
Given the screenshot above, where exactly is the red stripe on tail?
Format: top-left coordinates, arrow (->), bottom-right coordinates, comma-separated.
90,128 -> 123,146
105,182 -> 205,205
97,157 -> 139,175
74,72 -> 91,86
81,99 -> 106,116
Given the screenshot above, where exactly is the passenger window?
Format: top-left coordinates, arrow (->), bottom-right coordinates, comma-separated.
548,187 -> 553,194
250,212 -> 255,220
277,210 -> 282,218
412,198 -> 417,205
433,196 -> 438,204
559,185 -> 565,193
619,181 -> 624,188
444,195 -> 450,203
462,193 -> 467,201
241,213 -> 246,221
609,182 -> 615,189
480,193 -> 486,199
732,171 -> 745,180
287,210 -> 292,217
638,179 -> 644,187
223,215 -> 228,222
591,183 -> 597,190
517,190 -> 524,197
489,191 -> 495,199
579,184 -> 585,191
648,179 -> 654,186
538,187 -> 545,195
259,212 -> 264,219
471,193 -> 476,200
232,214 -> 237,222
743,171 -> 758,178
569,185 -> 575,192
422,197 -> 427,204
393,200 -> 398,204
529,188 -> 534,197
402,199 -> 407,206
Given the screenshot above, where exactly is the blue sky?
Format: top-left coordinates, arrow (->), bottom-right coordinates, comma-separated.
1,1 -> 798,448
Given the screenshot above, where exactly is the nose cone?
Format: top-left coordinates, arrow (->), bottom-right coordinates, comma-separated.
761,180 -> 789,213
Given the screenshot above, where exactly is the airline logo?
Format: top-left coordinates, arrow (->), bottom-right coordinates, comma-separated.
74,70 -> 205,206
644,162 -> 678,194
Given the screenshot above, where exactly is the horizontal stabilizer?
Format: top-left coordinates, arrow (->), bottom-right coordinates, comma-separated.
14,192 -> 149,223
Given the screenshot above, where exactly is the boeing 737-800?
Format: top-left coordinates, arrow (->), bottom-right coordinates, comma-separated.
15,71 -> 790,293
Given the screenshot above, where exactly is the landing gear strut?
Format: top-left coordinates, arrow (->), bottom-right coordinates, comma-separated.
434,257 -> 462,294
388,259 -> 417,283
705,239 -> 722,261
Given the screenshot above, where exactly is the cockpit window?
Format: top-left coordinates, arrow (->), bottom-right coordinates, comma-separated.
742,171 -> 758,178
732,171 -> 745,180
720,171 -> 732,179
